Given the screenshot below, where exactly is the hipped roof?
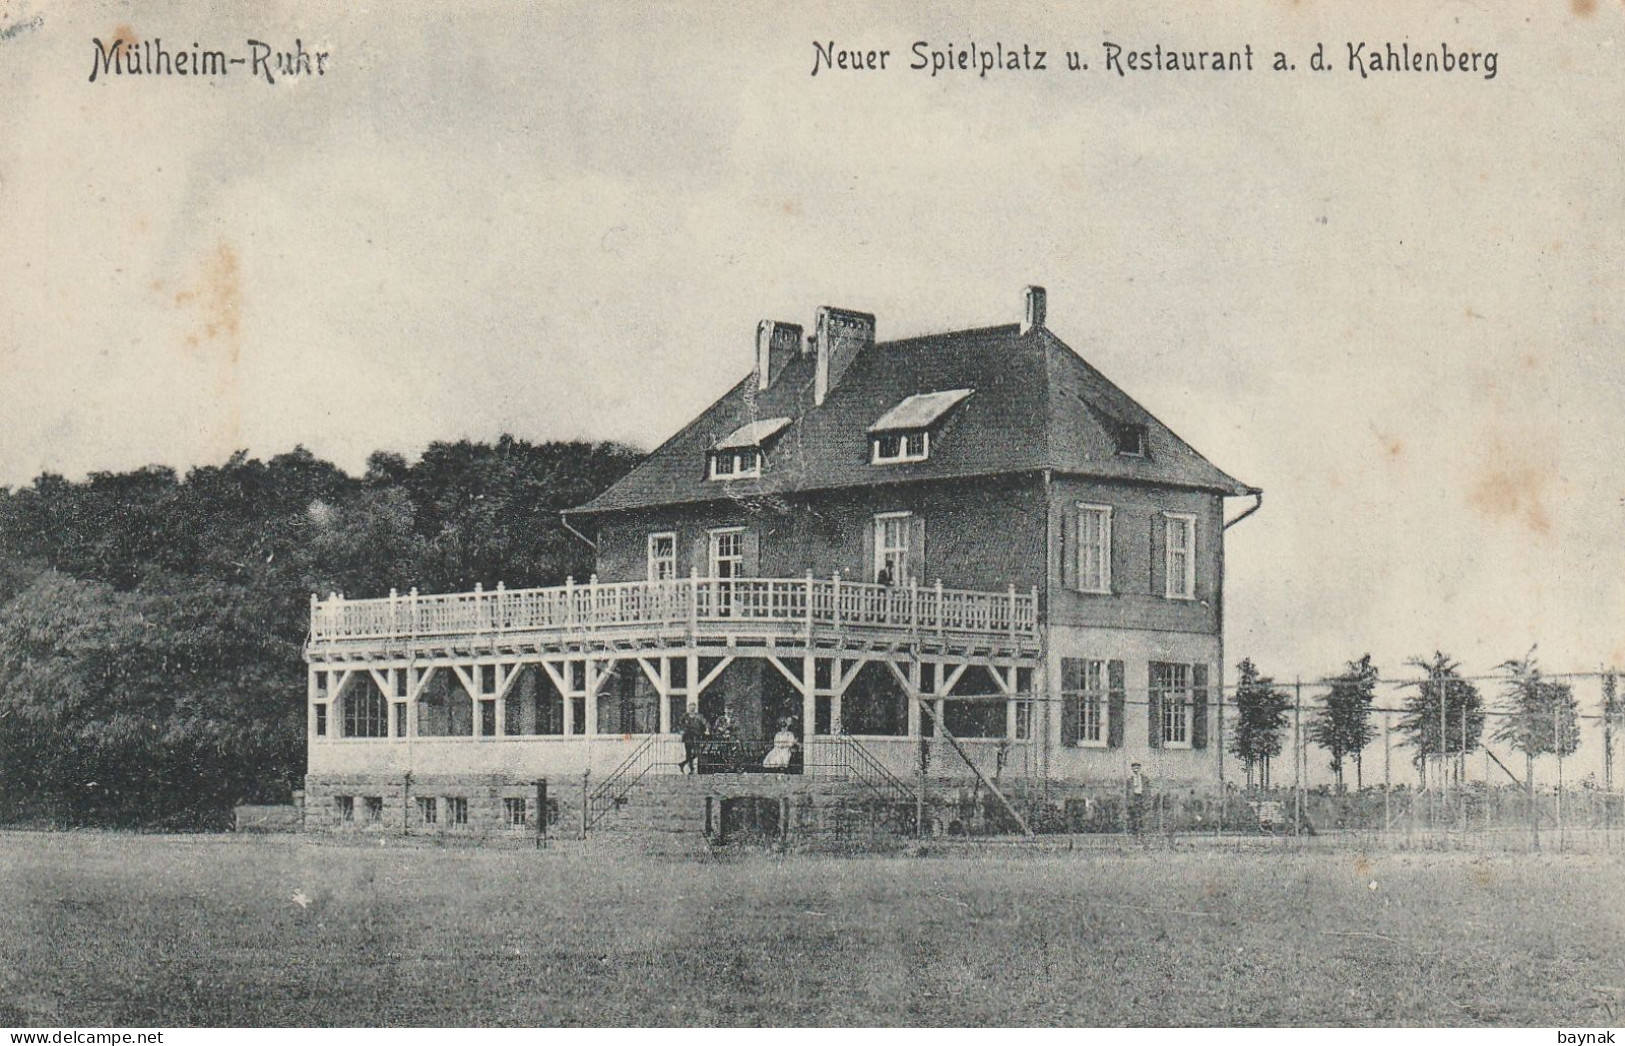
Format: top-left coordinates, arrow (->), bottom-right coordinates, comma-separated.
570,322 -> 1254,516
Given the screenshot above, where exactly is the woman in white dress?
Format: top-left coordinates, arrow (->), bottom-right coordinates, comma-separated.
762,718 -> 798,770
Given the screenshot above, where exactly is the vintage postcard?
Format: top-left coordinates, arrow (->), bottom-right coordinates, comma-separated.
0,0 -> 1621,1034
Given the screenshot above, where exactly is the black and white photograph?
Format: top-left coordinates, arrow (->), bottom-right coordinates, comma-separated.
0,0 -> 1621,1033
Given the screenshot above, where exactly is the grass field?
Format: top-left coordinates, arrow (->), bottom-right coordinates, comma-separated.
1,831 -> 1621,1027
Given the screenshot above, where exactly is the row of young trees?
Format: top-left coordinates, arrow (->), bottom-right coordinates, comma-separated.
0,438 -> 642,826
1229,651 -> 1619,792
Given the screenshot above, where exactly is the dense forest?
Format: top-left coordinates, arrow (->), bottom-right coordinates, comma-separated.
0,438 -> 642,828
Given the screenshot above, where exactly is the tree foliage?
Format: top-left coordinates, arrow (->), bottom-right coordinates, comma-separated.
1229,658 -> 1290,789
1309,654 -> 1379,792
1493,648 -> 1581,765
0,438 -> 640,826
1396,651 -> 1484,785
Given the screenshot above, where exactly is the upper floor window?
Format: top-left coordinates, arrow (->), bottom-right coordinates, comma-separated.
1076,504 -> 1112,594
1151,662 -> 1192,748
647,532 -> 676,581
867,388 -> 974,466
709,447 -> 761,480
872,431 -> 928,464
709,417 -> 790,481
1164,513 -> 1197,600
710,528 -> 744,579
1114,422 -> 1147,457
873,512 -> 911,585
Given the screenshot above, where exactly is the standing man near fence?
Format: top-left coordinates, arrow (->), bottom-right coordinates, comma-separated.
1128,762 -> 1150,834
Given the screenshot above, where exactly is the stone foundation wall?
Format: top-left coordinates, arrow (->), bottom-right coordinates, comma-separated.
304,771 -> 1228,844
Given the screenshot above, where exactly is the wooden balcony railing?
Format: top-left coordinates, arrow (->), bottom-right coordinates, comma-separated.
308,574 -> 1039,648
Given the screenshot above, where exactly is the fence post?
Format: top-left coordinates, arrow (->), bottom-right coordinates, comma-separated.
536,778 -> 547,849
1293,677 -> 1303,841
580,768 -> 590,840
1556,704 -> 1565,852
1460,703 -> 1468,842
1383,710 -> 1392,836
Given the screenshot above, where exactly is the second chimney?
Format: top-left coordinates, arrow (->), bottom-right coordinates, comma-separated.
756,320 -> 804,391
1022,285 -> 1047,335
813,306 -> 876,405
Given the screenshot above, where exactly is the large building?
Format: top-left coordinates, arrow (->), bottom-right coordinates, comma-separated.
302,287 -> 1260,840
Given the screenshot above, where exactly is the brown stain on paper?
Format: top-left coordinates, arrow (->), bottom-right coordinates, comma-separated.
1467,463 -> 1552,536
1571,0 -> 1597,16
171,240 -> 243,365
111,23 -> 139,48
159,240 -> 245,452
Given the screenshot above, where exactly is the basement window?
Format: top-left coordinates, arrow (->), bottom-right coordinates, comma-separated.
446,797 -> 469,826
335,795 -> 354,822
417,796 -> 438,824
504,798 -> 528,827
363,796 -> 383,823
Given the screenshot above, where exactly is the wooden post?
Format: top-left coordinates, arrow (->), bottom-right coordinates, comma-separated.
1293,677 -> 1303,838
1437,666 -> 1448,833
1008,584 -> 1018,644
832,573 -> 842,630
1460,703 -> 1468,838
536,778 -> 548,849
805,571 -> 815,642
1383,711 -> 1392,834
1556,704 -> 1565,851
580,768 -> 590,840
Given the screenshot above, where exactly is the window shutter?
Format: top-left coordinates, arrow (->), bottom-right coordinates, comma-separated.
861,518 -> 877,582
1191,663 -> 1209,750
1107,660 -> 1125,748
1147,663 -> 1163,749
1060,670 -> 1079,747
1149,513 -> 1167,597
692,536 -> 708,577
741,528 -> 761,575
907,516 -> 926,583
1061,505 -> 1077,591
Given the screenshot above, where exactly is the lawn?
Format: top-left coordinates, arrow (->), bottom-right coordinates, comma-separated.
0,830 -> 1620,1026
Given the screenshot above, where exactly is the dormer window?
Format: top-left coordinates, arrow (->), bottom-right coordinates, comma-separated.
1114,422 -> 1147,458
709,447 -> 761,479
708,417 -> 790,481
872,431 -> 928,464
867,388 -> 973,466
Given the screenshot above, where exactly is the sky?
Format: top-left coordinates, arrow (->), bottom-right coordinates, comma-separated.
1,0 -> 1622,690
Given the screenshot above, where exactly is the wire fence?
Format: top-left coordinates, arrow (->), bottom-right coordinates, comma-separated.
979,667 -> 1625,852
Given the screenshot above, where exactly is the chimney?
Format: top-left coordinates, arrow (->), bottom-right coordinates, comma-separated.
1022,285 -> 1047,335
813,306 -> 876,406
756,320 -> 803,391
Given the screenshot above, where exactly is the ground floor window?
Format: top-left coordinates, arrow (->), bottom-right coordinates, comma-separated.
314,704 -> 327,737
1063,658 -> 1107,746
416,796 -> 437,824
1152,662 -> 1192,748
335,795 -> 354,822
504,798 -> 527,827
446,797 -> 469,826
363,796 -> 383,822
